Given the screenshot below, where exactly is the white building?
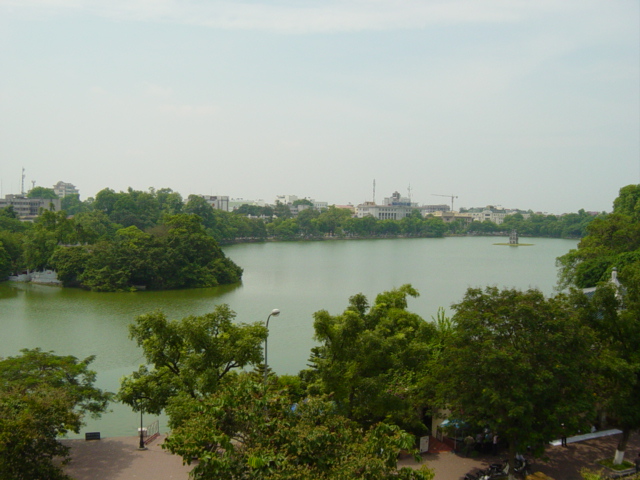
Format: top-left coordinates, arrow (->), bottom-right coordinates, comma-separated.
356,191 -> 448,220
469,208 -> 509,225
229,198 -> 267,210
432,211 -> 473,224
275,195 -> 328,210
200,195 -> 229,211
0,194 -> 61,220
468,207 -> 530,225
53,181 -> 79,198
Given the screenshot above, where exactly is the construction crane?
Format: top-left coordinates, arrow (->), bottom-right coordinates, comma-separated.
432,194 -> 458,212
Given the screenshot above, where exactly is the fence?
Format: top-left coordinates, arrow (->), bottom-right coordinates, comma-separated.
144,420 -> 160,445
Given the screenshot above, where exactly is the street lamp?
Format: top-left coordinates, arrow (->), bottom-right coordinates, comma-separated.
135,397 -> 147,451
264,308 -> 280,386
138,410 -> 146,450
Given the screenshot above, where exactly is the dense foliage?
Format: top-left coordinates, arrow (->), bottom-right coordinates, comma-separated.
0,349 -> 111,480
557,184 -> 640,463
432,287 -> 598,479
163,374 -> 434,480
50,213 -> 242,291
557,185 -> 640,289
118,305 -> 266,415
305,285 -> 436,434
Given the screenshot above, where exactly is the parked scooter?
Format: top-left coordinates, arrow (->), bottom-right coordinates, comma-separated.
513,457 -> 531,476
463,464 -> 503,480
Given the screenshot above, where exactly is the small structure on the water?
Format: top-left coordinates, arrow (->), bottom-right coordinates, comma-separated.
493,230 -> 533,246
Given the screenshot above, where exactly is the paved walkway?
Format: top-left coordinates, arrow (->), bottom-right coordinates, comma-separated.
400,431 -> 640,480
61,435 -> 192,480
62,431 -> 640,480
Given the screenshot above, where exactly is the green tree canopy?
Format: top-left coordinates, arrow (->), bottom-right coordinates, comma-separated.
433,287 -> 597,478
0,349 -> 111,480
557,185 -> 640,289
118,305 -> 267,415
27,186 -> 58,199
51,213 -> 242,291
573,267 -> 640,464
163,373 -> 434,480
306,285 -> 436,433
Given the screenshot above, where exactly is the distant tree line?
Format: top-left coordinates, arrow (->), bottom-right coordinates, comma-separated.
0,186 -> 602,288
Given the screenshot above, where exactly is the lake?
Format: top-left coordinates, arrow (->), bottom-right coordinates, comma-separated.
0,236 -> 577,437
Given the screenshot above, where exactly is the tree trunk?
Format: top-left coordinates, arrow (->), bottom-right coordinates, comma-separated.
613,427 -> 631,465
507,437 -> 517,480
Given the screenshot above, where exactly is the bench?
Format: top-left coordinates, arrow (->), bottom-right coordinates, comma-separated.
85,432 -> 101,441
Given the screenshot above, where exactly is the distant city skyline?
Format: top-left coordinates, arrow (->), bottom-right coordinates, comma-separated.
1,1 -> 638,215
0,171 -> 614,215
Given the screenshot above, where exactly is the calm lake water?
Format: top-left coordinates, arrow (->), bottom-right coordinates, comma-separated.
0,236 -> 577,438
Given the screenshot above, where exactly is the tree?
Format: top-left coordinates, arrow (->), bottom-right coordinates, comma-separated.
0,349 -> 111,480
0,206 -> 28,234
72,210 -> 118,244
163,373 -> 434,480
433,287 -> 597,479
0,205 -> 18,219
50,246 -> 90,286
306,285 -> 436,433
315,206 -> 351,236
273,201 -> 292,219
27,186 -> 58,199
60,193 -> 88,216
268,217 -> 300,240
0,231 -> 25,276
118,305 -> 267,415
0,242 -> 11,278
575,269 -> 640,464
292,198 -> 313,207
557,185 -> 640,289
295,208 -> 321,237
466,219 -> 499,234
51,213 -> 243,291
155,188 -> 184,216
183,195 -> 215,227
555,185 -> 640,464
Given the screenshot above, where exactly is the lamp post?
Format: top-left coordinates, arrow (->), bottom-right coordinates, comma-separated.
264,308 -> 280,386
135,397 -> 147,451
138,410 -> 146,450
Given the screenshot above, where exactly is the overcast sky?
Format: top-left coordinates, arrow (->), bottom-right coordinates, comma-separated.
0,1 -> 638,214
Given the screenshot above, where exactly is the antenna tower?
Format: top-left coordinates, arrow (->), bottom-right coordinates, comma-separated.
21,167 -> 25,195
408,184 -> 412,203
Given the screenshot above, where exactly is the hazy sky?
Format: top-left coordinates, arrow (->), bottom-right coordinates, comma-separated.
1,1 -> 638,214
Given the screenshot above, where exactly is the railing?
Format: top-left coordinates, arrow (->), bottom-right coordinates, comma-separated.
144,420 -> 160,445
